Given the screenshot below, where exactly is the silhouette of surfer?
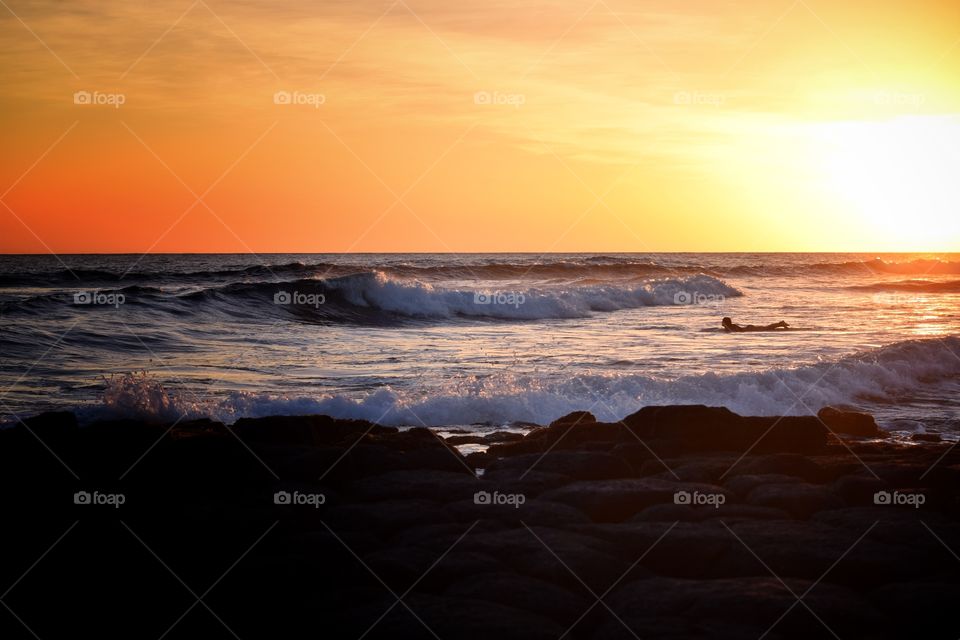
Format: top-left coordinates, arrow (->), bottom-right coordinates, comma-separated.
721,317 -> 789,332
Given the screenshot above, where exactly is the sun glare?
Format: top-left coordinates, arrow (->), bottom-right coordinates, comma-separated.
809,116 -> 960,249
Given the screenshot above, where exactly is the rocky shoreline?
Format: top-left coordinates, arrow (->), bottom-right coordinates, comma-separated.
2,405 -> 958,639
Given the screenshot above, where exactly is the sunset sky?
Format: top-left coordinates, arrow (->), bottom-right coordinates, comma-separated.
1,0 -> 959,253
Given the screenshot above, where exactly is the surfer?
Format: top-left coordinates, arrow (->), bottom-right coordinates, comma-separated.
721,317 -> 789,332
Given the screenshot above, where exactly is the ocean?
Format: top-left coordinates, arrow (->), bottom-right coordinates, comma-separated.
1,253 -> 958,437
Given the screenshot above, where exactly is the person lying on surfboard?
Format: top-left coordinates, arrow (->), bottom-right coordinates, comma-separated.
721,317 -> 789,332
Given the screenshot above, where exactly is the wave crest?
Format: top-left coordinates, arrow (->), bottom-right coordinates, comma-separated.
184,271 -> 742,322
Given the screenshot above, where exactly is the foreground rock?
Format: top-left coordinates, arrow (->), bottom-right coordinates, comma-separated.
489,405 -> 829,458
1,407 -> 957,639
817,406 -> 885,438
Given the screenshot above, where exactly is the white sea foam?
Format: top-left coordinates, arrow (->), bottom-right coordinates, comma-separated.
85,336 -> 960,428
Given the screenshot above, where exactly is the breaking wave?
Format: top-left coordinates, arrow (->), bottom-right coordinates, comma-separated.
83,336 -> 960,427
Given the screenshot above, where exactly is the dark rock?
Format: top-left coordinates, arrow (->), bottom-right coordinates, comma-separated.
444,434 -> 485,445
831,475 -> 891,507
721,519 -> 935,586
360,545 -> 499,592
540,479 -> 732,522
459,526 -> 630,592
910,432 -> 942,443
483,430 -> 524,443
446,497 -> 591,527
549,411 -> 597,428
599,576 -> 886,640
480,468 -> 572,496
870,582 -> 960,638
345,470 -> 481,502
811,508 -> 954,548
324,499 -> 453,535
486,437 -> 550,457
817,406 -> 883,438
642,458 -> 732,483
610,442 -> 656,470
489,415 -> 626,457
485,451 -> 633,481
445,572 -> 589,625
622,405 -> 827,454
747,483 -> 843,519
342,593 -> 568,640
727,454 -> 827,482
631,503 -> 790,523
231,414 -> 392,446
465,451 -> 493,469
21,410 -> 79,437
724,474 -> 803,498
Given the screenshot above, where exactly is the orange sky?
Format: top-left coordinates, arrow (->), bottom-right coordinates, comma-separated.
1,0 -> 959,253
